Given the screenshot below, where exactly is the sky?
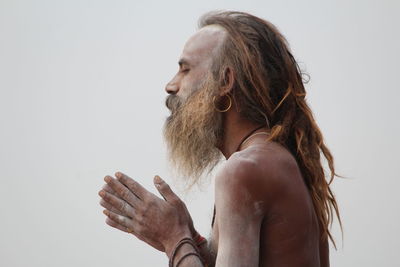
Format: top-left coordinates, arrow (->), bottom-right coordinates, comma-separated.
0,0 -> 399,266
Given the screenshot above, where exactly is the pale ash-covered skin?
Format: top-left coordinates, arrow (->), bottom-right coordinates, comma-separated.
149,137 -> 329,267
99,141 -> 328,267
204,141 -> 329,267
163,25 -> 329,266
99,25 -> 329,266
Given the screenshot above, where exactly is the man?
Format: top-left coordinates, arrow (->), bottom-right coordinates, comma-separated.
98,11 -> 341,267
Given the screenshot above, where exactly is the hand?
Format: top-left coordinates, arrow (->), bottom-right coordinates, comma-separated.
98,172 -> 196,254
99,181 -> 165,251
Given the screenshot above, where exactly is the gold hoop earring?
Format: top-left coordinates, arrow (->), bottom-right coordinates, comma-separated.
213,94 -> 232,112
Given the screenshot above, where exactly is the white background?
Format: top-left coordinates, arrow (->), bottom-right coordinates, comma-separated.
0,0 -> 399,266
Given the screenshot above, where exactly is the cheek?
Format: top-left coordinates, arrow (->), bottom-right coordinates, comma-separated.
184,73 -> 206,93
179,79 -> 196,99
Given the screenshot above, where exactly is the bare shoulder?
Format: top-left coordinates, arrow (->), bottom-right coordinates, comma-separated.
216,141 -> 304,209
223,141 -> 301,187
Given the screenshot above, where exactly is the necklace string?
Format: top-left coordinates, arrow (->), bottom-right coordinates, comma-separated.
240,132 -> 270,149
234,124 -> 268,152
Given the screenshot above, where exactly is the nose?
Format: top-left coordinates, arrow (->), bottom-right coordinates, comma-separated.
165,77 -> 179,95
165,81 -> 178,95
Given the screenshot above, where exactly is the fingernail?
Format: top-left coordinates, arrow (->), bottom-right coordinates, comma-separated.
154,175 -> 162,184
99,190 -> 105,197
103,210 -> 110,216
104,176 -> 111,183
115,172 -> 122,179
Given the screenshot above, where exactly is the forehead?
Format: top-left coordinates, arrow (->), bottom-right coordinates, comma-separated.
180,25 -> 226,66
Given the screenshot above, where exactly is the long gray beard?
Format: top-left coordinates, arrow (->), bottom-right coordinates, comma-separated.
163,77 -> 223,190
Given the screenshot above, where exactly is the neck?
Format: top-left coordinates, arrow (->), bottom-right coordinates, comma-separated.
217,110 -> 267,159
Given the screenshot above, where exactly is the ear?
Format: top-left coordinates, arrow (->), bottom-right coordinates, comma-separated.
220,67 -> 235,96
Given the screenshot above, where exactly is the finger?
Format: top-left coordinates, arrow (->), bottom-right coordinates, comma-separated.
100,184 -> 122,214
105,217 -> 136,235
99,190 -> 135,216
115,172 -> 150,201
99,198 -> 126,217
153,175 -> 180,203
103,209 -> 138,232
105,217 -> 165,252
102,183 -> 115,194
104,175 -> 141,208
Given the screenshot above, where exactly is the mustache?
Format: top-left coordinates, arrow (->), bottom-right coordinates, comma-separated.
165,95 -> 182,112
165,76 -> 211,113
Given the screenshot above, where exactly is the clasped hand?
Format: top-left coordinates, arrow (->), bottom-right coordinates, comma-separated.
98,172 -> 195,255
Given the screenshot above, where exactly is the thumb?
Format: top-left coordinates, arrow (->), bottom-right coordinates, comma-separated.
154,175 -> 179,203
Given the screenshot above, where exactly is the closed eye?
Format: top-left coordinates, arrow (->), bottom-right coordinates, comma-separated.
181,69 -> 190,73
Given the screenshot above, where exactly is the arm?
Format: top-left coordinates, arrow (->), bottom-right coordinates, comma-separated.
213,159 -> 264,267
166,158 -> 265,266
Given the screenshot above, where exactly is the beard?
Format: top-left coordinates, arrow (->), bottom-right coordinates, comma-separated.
163,72 -> 223,190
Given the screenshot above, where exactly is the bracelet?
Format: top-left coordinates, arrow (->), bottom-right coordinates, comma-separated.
168,237 -> 201,267
175,252 -> 202,267
193,231 -> 207,246
193,231 -> 208,265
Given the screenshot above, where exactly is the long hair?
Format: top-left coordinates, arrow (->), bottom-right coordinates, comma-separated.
199,11 -> 342,247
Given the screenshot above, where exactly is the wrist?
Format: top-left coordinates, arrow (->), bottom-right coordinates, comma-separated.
165,228 -> 192,258
168,240 -> 202,267
193,230 -> 207,247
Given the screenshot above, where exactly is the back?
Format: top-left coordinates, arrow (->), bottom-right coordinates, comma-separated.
256,142 -> 321,266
